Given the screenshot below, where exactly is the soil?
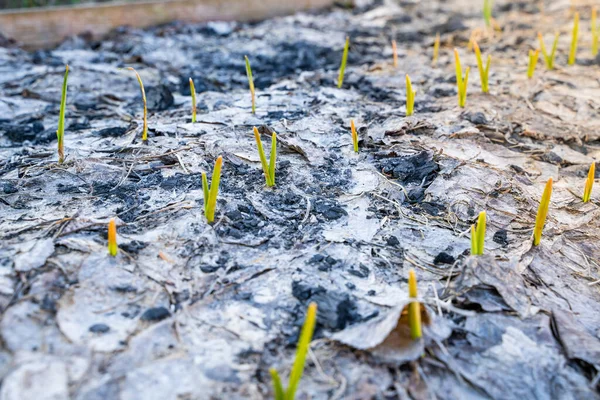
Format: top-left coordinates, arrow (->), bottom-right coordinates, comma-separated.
1,0 -> 600,399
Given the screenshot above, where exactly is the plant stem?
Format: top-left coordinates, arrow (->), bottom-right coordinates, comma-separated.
533,177 -> 553,246
527,49 -> 540,79
57,64 -> 69,164
473,41 -> 490,93
189,77 -> 196,123
204,156 -> 223,223
285,303 -> 317,400
583,162 -> 595,203
244,56 -> 256,114
405,74 -> 416,116
432,32 -> 440,65
127,67 -> 148,142
569,12 -> 579,65
350,119 -> 359,153
108,218 -> 118,256
392,39 -> 398,68
408,269 -> 422,340
337,36 -> 350,89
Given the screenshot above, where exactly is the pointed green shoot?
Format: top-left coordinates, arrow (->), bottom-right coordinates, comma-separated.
244,56 -> 256,114
202,156 -> 223,223
202,172 -> 209,211
405,74 -> 416,116
593,7 -> 598,57
470,211 -> 486,255
285,302 -> 317,400
189,77 -> 197,123
583,162 -> 595,203
569,12 -> 579,65
350,119 -> 359,153
483,0 -> 493,28
270,369 -> 285,400
337,36 -> 350,89
57,64 -> 69,164
454,49 -> 470,108
408,269 -> 422,340
473,41 -> 491,93
527,49 -> 540,79
108,218 -> 118,257
253,127 -> 276,187
538,32 -> 559,70
432,32 -> 440,65
533,177 -> 553,246
126,67 -> 148,142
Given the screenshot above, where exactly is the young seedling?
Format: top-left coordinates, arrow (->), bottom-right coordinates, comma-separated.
392,39 -> 398,68
483,0 -> 493,28
244,56 -> 256,114
470,211 -> 486,255
538,32 -> 559,70
527,49 -> 540,79
108,218 -> 118,257
252,127 -> 277,187
189,77 -> 197,123
569,12 -> 580,65
405,74 -> 416,116
408,269 -> 422,340
270,302 -> 317,400
454,49 -> 470,108
592,7 -> 599,57
432,32 -> 440,65
337,36 -> 350,89
126,67 -> 148,142
583,162 -> 595,203
473,41 -> 491,93
533,177 -> 553,246
201,156 -> 223,223
350,119 -> 359,153
56,65 -> 69,164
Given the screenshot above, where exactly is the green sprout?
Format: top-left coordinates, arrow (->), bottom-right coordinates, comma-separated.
350,119 -> 358,153
392,39 -> 398,68
569,12 -> 579,65
201,156 -> 223,223
126,67 -> 148,143
483,0 -> 493,28
593,7 -> 599,57
108,218 -> 118,257
454,48 -> 470,108
473,41 -> 491,93
337,36 -> 350,89
533,177 -> 553,246
270,302 -> 317,400
244,56 -> 256,114
56,64 -> 69,164
538,32 -> 559,70
527,49 -> 540,79
405,74 -> 416,116
408,269 -> 422,340
189,77 -> 197,123
432,32 -> 440,65
252,127 -> 276,187
583,162 -> 595,203
470,211 -> 486,255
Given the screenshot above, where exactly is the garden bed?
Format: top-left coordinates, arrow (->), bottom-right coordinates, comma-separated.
1,0 -> 600,398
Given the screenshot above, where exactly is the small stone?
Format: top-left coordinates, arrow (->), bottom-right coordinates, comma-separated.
89,323 -> 110,334
140,307 -> 171,322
